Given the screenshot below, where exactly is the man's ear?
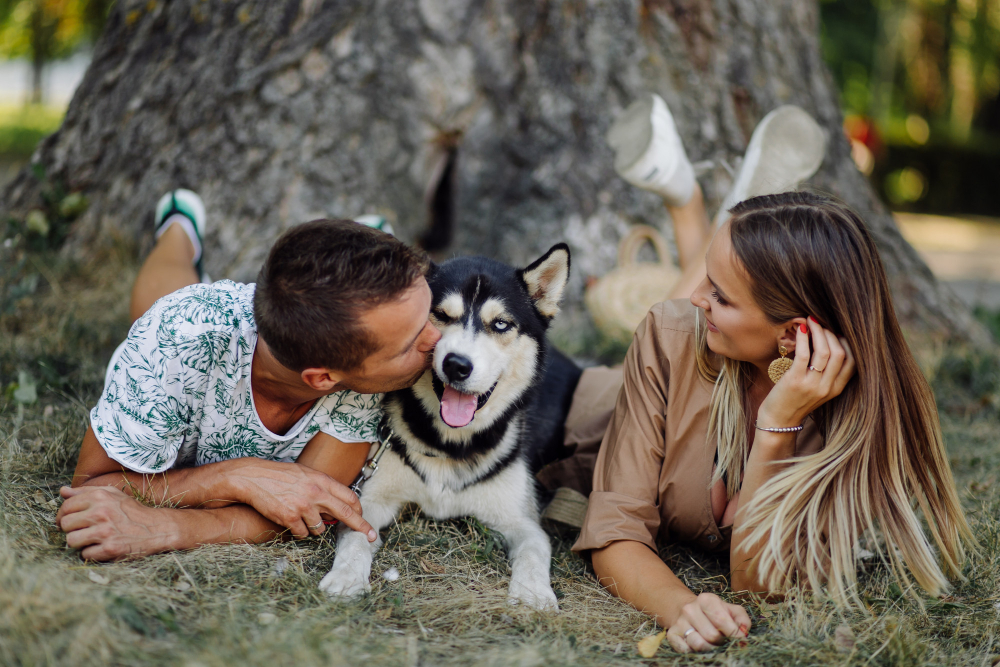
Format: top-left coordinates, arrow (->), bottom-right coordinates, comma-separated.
517,243 -> 571,319
776,317 -> 808,355
301,368 -> 341,393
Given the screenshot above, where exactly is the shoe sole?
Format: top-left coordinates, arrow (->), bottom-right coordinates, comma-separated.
607,95 -> 657,173
714,106 -> 826,226
607,94 -> 695,205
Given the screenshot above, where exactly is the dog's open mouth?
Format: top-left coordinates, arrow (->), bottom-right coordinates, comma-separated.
432,376 -> 498,428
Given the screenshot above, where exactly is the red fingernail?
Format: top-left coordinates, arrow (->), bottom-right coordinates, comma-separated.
808,316 -> 818,323
739,624 -> 748,636
800,323 -> 808,334
323,519 -> 338,526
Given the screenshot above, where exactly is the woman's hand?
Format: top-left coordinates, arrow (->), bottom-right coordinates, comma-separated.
665,592 -> 751,653
758,317 -> 855,429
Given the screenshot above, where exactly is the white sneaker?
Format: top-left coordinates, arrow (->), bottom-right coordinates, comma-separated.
606,93 -> 696,207
713,105 -> 826,227
155,189 -> 209,282
354,214 -> 395,236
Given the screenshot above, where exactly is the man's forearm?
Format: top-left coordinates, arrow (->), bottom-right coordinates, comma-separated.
77,458 -> 253,510
167,504 -> 288,550
59,491 -> 290,561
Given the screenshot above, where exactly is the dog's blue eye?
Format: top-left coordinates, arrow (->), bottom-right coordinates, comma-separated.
492,320 -> 511,332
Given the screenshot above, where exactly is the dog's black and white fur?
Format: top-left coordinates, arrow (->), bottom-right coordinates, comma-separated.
319,244 -> 581,610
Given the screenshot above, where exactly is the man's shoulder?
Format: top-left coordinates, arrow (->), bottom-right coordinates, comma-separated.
140,280 -> 257,333
312,390 -> 384,444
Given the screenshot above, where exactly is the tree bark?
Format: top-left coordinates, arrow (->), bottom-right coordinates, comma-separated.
1,0 -> 989,347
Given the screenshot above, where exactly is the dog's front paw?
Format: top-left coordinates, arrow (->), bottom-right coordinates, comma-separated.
318,563 -> 370,599
507,577 -> 559,612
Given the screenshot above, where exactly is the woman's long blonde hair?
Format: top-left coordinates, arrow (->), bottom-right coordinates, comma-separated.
696,192 -> 974,603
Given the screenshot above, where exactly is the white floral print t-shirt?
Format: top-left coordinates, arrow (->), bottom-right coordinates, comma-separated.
90,280 -> 383,474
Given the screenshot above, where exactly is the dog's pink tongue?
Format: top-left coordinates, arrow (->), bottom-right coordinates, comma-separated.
440,386 -> 477,428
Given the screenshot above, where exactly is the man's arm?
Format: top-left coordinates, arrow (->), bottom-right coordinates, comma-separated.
58,429 -> 376,560
70,425 -> 372,537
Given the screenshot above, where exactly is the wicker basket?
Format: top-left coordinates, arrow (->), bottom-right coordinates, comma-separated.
584,225 -> 680,344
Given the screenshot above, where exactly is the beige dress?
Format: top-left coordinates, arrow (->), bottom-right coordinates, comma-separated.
538,299 -> 824,555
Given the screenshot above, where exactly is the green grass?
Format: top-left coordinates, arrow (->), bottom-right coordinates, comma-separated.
2,241 -> 999,665
0,104 -> 64,158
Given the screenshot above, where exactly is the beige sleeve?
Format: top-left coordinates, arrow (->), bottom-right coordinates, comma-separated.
573,305 -> 669,554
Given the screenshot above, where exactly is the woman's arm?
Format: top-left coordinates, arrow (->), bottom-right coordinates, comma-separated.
593,540 -> 751,653
729,430 -> 797,591
730,318 -> 855,592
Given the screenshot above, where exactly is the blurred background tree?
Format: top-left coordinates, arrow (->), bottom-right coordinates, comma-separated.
821,0 -> 1000,214
0,0 -> 112,105
0,0 -> 994,347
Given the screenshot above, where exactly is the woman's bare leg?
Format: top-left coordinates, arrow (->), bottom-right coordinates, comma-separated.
129,223 -> 199,323
665,182 -> 711,271
664,182 -> 713,299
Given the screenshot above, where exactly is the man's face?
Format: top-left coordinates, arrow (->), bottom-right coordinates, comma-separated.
337,278 -> 441,394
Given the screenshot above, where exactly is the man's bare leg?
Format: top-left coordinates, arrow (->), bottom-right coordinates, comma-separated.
129,222 -> 200,323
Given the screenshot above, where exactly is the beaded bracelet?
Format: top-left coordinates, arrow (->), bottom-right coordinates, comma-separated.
755,422 -> 804,433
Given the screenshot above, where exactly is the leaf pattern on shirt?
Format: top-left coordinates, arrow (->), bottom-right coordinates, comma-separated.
89,280 -> 382,473
200,424 -> 273,463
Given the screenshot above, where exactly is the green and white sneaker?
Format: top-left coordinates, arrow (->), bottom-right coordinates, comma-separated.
713,105 -> 826,227
354,214 -> 394,236
155,189 -> 208,282
606,93 -> 696,207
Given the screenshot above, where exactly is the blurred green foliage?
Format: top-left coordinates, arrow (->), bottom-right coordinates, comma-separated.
821,0 -> 1000,214
821,0 -> 1000,142
0,104 -> 63,156
0,0 -> 112,104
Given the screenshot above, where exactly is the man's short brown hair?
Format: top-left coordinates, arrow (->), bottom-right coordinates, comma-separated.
254,219 -> 430,372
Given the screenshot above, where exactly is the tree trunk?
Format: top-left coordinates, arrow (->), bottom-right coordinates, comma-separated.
1,0 -> 989,347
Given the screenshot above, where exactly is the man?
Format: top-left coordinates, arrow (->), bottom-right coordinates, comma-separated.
57,190 -> 440,561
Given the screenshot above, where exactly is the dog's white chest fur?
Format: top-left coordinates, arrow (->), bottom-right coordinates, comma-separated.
319,426 -> 558,611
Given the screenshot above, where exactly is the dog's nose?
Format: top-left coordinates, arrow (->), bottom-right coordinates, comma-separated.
442,353 -> 473,383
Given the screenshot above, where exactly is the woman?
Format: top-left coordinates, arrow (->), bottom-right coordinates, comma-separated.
542,96 -> 975,654
565,190 -> 973,653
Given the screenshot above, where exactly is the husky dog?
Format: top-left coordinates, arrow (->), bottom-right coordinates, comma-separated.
319,244 -> 581,610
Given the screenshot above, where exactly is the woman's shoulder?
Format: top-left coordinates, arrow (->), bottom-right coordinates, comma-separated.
637,300 -> 719,378
646,299 -> 700,336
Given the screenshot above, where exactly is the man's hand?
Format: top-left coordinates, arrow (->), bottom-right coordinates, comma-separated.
69,425 -> 376,547
56,486 -> 181,561
223,459 -> 376,541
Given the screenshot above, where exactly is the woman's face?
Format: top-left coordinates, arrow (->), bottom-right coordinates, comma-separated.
690,222 -> 793,368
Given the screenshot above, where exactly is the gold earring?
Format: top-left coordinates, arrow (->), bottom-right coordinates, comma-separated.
768,345 -> 793,383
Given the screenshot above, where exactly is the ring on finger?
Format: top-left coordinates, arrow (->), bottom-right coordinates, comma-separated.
808,365 -> 824,372
308,522 -> 324,531
683,628 -> 696,639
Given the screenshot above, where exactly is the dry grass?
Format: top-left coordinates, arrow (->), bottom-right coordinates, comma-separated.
1,242 -> 999,666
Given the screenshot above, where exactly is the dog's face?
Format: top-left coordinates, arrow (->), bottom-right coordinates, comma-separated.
411,244 -> 570,434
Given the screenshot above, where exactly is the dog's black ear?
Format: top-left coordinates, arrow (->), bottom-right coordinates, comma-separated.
425,261 -> 439,281
517,243 -> 571,319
